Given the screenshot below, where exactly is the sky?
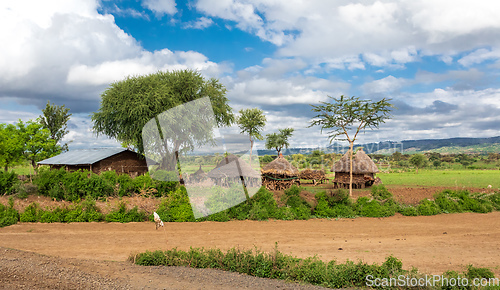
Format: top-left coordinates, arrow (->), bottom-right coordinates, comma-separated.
1,0 -> 500,151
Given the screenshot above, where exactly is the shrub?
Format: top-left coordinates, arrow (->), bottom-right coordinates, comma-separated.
20,202 -> 43,222
326,189 -> 351,206
371,185 -> 393,201
400,206 -> 418,216
64,199 -> 103,222
133,247 -> 412,289
417,199 -> 441,216
155,187 -> 195,222
0,198 -> 19,227
105,201 -> 147,223
0,171 -> 18,195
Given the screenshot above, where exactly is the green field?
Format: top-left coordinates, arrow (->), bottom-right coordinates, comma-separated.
378,169 -> 500,188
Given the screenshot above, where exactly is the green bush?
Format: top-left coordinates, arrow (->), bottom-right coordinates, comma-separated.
400,206 -> 418,216
105,201 -> 147,223
353,197 -> 396,218
0,171 -> 18,195
64,199 -> 103,222
133,247 -> 412,289
417,199 -> 441,216
155,187 -> 195,222
371,185 -> 393,200
313,192 -> 356,218
0,198 -> 19,227
20,202 -> 43,222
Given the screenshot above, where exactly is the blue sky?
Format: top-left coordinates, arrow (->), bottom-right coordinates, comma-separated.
1,0 -> 500,150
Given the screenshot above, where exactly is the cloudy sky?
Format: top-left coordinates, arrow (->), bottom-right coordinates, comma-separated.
1,0 -> 500,150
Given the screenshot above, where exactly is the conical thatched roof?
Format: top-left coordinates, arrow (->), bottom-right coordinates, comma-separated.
261,156 -> 299,177
207,154 -> 261,178
332,148 -> 379,174
192,165 -> 206,177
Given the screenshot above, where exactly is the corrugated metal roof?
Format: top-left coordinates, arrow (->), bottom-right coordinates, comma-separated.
38,148 -> 129,165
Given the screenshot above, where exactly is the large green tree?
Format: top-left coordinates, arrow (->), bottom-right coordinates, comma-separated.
265,128 -> 294,156
91,70 -> 234,167
38,101 -> 71,151
310,95 -> 393,196
0,123 -> 25,171
17,120 -> 61,169
236,108 -> 266,162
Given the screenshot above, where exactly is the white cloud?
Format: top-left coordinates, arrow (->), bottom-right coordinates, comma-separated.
141,0 -> 177,17
362,75 -> 408,94
458,48 -> 500,67
195,0 -> 500,69
183,17 -> 214,29
0,0 -> 225,110
67,49 -> 223,85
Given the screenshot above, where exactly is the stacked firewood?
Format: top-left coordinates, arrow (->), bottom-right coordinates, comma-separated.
299,169 -> 328,185
262,176 -> 300,191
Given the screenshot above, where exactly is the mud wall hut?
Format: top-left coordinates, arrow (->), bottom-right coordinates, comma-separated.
332,148 -> 379,189
261,156 -> 300,191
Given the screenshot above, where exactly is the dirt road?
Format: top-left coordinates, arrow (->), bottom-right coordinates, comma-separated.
1,212 -> 499,277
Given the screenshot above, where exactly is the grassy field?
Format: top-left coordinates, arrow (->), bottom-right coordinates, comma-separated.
378,169 -> 500,188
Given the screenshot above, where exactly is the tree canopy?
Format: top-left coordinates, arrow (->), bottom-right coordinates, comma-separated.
265,128 -> 294,155
0,123 -> 24,171
91,70 -> 234,155
409,154 -> 427,174
39,101 -> 71,151
309,95 -> 394,196
236,108 -> 266,161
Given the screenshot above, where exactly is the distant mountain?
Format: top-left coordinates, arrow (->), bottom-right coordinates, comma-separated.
257,136 -> 500,156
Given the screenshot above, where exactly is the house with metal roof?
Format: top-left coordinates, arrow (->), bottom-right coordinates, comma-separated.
38,148 -> 148,177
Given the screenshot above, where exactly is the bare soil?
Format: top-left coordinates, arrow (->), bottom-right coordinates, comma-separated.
1,212 -> 500,288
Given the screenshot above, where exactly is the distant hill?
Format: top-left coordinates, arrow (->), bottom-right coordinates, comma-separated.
257,136 -> 500,155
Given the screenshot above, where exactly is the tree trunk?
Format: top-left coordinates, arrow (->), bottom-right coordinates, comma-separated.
4,164 -> 7,172
249,137 -> 253,163
349,142 -> 354,197
415,167 -> 419,174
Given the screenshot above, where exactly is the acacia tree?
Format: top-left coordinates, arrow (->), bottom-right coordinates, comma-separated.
409,154 -> 427,174
91,69 -> 234,170
236,108 -> 266,162
39,101 -> 72,151
310,95 -> 393,197
265,128 -> 294,156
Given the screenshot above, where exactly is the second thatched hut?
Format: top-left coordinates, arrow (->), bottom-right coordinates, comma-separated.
206,154 -> 261,187
332,148 -> 379,189
261,156 -> 300,190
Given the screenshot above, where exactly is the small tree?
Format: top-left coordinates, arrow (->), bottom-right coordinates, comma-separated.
309,95 -> 393,197
236,108 -> 266,162
18,120 -> 61,169
0,123 -> 25,171
409,154 -> 427,174
265,128 -> 294,156
39,101 -> 72,151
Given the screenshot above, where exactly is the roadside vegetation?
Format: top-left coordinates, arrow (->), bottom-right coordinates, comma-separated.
132,245 -> 497,289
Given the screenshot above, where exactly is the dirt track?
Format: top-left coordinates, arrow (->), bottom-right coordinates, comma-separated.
1,212 -> 500,278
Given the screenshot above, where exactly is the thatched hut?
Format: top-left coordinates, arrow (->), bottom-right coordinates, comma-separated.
206,154 -> 261,187
261,156 -> 300,191
189,165 -> 207,183
332,148 -> 379,189
299,169 -> 327,185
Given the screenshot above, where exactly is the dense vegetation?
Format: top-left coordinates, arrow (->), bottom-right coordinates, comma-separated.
132,246 -> 496,289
